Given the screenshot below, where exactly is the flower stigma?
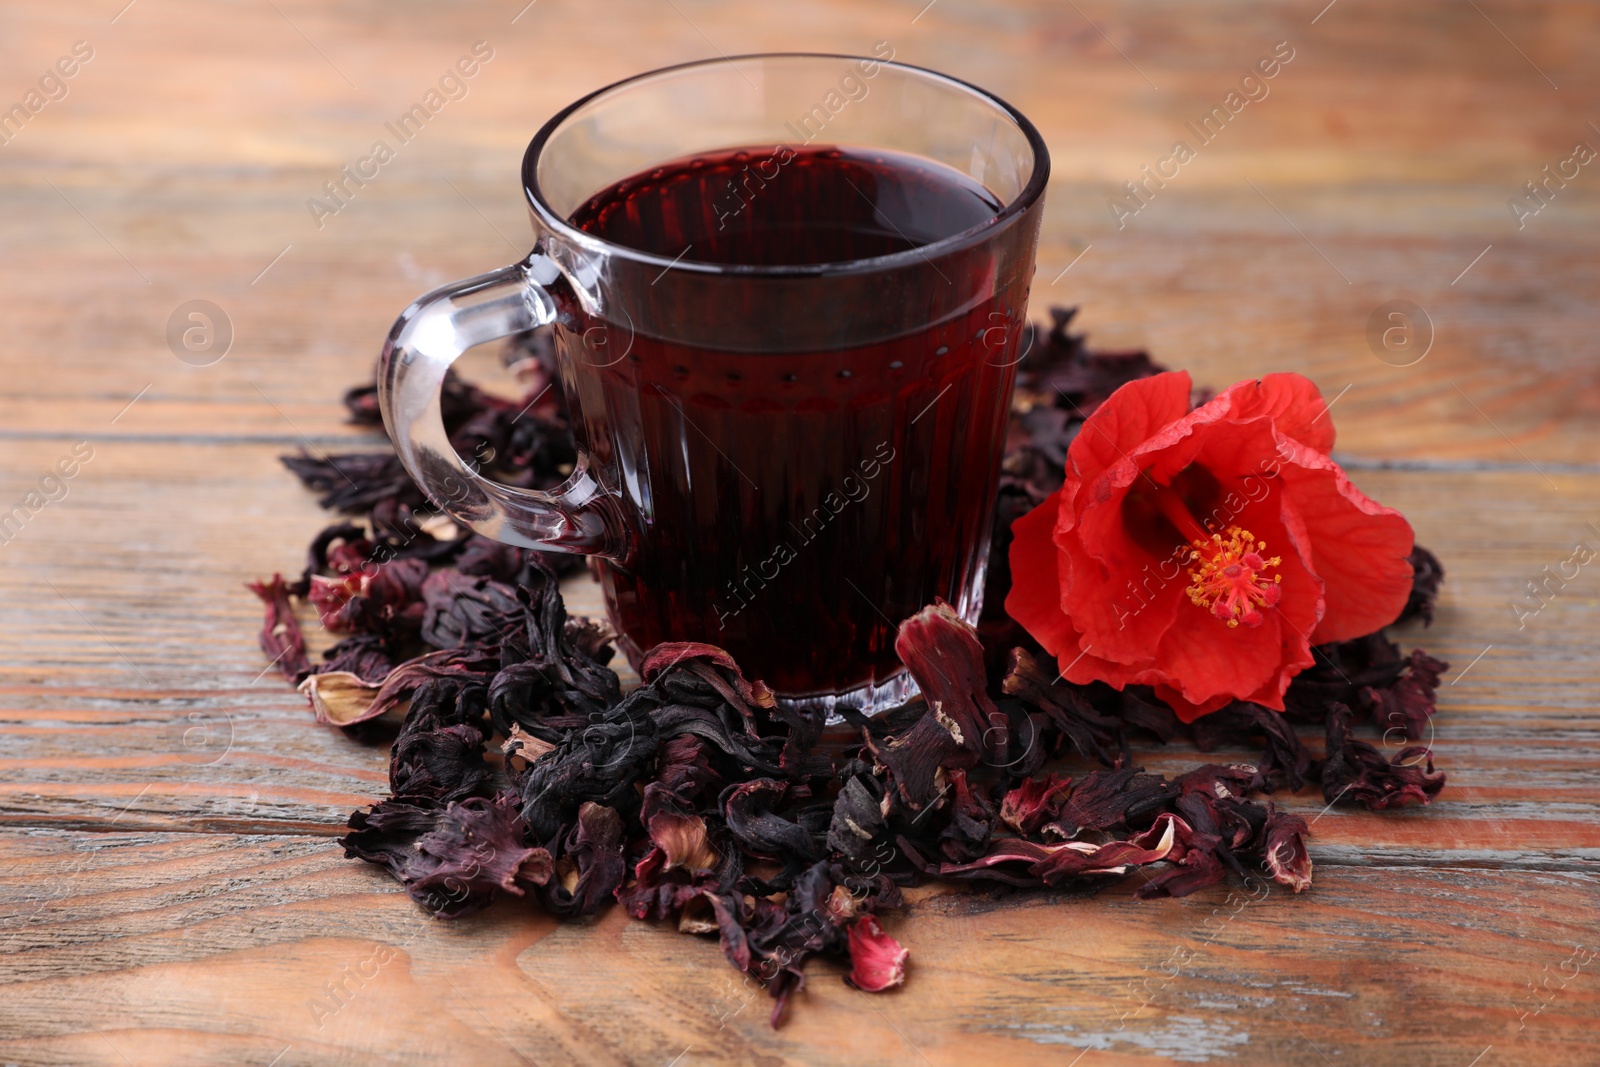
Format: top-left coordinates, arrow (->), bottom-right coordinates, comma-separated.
1186,526 -> 1282,628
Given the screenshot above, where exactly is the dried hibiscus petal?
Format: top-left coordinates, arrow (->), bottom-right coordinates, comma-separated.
541,801 -> 628,918
387,678 -> 491,803
282,450 -> 422,520
936,767 -> 997,863
999,773 -> 1073,837
716,862 -> 855,1026
419,569 -> 524,648
649,812 -> 722,874
1395,543 -> 1445,627
845,915 -> 908,993
247,574 -> 311,682
313,557 -> 429,638
315,633 -> 396,683
303,521 -> 368,579
642,642 -> 777,714
1002,648 -> 1123,767
349,646 -> 500,727
453,533 -> 533,582
514,683 -> 660,843
1321,704 -> 1446,810
308,572 -> 367,632
1262,805 -> 1312,892
941,813 -> 1185,887
1117,687 -> 1183,743
722,779 -> 823,863
867,711 -> 967,816
1167,787 -> 1265,882
1191,703 -> 1313,792
642,735 -> 723,822
619,812 -> 728,923
299,671 -> 384,728
491,560 -> 622,730
1032,813 -> 1184,883
826,775 -> 892,875
1043,767 -> 1178,839
1285,632 -> 1406,718
894,601 -> 1006,762
340,792 -> 551,918
1357,648 -> 1447,743
1134,840 -> 1227,899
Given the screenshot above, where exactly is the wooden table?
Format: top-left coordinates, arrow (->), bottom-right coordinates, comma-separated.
3,1 -> 1597,1064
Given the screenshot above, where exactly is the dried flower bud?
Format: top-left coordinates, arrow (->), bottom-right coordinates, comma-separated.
1263,806 -> 1312,892
845,915 -> 908,993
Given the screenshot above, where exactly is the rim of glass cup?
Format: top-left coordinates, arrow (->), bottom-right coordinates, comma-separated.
521,52 -> 1051,279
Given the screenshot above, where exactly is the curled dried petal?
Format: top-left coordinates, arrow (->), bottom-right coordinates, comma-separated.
845,915 -> 908,993
1357,649 -> 1447,743
650,812 -> 721,873
1002,648 -> 1124,767
895,601 -> 1006,762
388,679 -> 490,803
1321,704 -> 1446,810
999,773 -> 1073,837
1192,703 -> 1313,792
1395,543 -> 1445,627
1263,807 -> 1312,892
299,671 -> 383,727
641,642 -> 776,711
340,792 -> 551,918
541,801 -> 627,918
723,779 -> 823,862
1043,768 -> 1178,839
864,708 -> 967,816
351,647 -> 499,727
247,575 -> 310,682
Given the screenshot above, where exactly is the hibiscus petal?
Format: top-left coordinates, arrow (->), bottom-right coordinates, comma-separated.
1062,371 -> 1193,514
1152,684 -> 1230,723
1272,439 -> 1415,643
1215,374 -> 1337,455
1060,470 -> 1186,665
1004,491 -> 1085,662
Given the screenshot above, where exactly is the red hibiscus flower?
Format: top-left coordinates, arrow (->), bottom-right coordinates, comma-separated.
1005,371 -> 1414,722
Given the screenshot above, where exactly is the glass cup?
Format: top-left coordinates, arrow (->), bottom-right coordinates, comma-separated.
379,53 -> 1049,714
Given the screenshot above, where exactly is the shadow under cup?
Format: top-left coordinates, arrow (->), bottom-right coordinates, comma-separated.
380,53 -> 1049,715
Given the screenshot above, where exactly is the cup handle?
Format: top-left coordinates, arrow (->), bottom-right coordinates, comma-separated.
378,252 -> 624,559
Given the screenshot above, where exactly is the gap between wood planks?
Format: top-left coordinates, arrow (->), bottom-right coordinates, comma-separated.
8,818 -> 1592,877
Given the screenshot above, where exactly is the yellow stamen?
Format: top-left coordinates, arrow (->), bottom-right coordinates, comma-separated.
1186,525 -> 1283,629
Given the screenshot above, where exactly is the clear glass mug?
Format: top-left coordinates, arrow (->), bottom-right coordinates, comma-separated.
379,53 -> 1048,713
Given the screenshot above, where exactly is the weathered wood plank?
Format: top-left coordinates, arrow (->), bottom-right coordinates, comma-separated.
0,193 -> 1594,465
1,830 -> 1595,1067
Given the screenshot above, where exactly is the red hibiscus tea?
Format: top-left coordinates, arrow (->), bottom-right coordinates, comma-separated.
558,146 -> 1023,700
379,55 -> 1048,711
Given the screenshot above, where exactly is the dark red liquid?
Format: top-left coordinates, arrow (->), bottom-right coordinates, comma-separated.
560,145 -> 1025,698
570,144 -> 1003,265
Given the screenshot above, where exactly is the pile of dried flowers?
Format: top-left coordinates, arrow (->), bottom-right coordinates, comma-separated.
251,309 -> 1447,1025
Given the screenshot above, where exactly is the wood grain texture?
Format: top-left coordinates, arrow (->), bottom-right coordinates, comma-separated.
2,830 -> 1597,1067
1,0 -> 1597,1064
